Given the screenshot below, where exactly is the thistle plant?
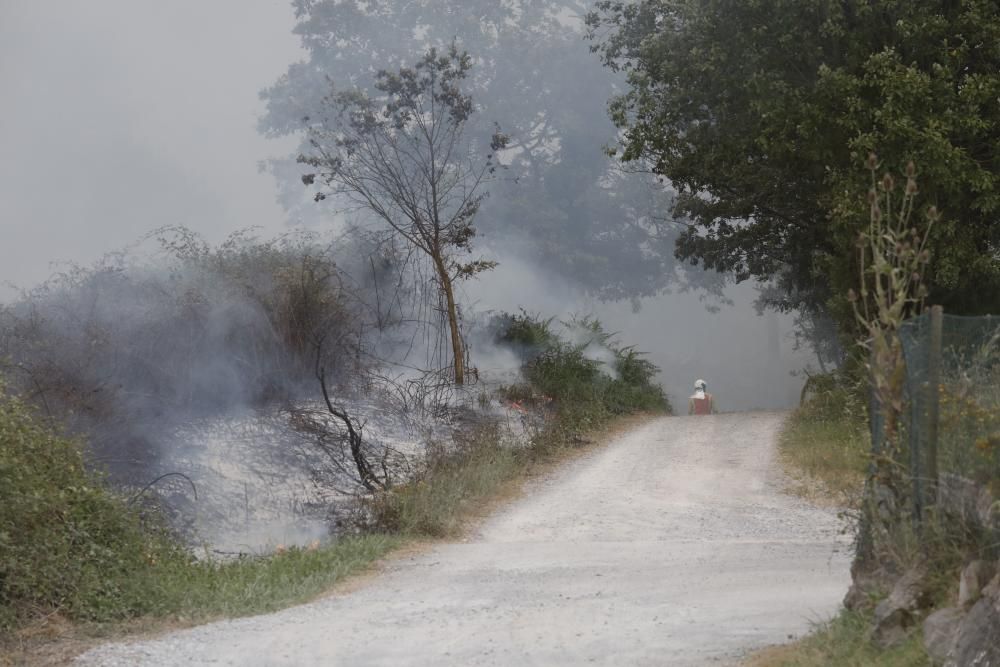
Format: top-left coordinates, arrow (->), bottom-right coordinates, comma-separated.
848,154 -> 937,467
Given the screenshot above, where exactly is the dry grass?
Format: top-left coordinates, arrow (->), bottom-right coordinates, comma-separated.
777,387 -> 869,506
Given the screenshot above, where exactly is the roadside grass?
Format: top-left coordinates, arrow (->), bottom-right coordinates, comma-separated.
370,425 -> 525,538
777,374 -> 869,502
760,372 -> 937,667
129,534 -> 402,621
747,610 -> 928,667
1,535 -> 402,665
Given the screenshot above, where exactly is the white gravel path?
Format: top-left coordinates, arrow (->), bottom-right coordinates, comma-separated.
76,412 -> 851,666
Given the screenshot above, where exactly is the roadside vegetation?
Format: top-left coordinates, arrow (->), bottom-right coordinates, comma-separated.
0,383 -> 399,642
778,372 -> 869,502
755,160 -> 998,664
755,372 -> 937,666
760,376 -> 934,666
748,611 -> 927,667
0,312 -> 668,657
371,313 -> 669,538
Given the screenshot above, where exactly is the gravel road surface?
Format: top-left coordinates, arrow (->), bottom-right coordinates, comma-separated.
76,412 -> 851,666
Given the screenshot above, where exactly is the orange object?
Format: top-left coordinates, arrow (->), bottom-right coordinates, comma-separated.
691,394 -> 714,415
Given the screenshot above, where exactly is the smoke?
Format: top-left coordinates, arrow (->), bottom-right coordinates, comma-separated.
461,255 -> 815,412
1,1 -> 822,553
0,0 -> 303,297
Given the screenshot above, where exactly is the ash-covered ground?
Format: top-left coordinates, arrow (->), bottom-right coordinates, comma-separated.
139,382 -> 537,556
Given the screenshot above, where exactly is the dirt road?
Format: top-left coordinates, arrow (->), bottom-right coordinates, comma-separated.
77,412 -> 851,666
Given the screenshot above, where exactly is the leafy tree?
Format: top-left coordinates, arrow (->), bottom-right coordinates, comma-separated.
299,47 -> 504,385
262,0 -> 719,300
588,0 -> 1000,322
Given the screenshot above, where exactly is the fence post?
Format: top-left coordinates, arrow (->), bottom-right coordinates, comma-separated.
926,305 -> 943,498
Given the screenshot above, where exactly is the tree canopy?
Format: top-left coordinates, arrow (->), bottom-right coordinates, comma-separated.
262,0 -> 721,300
588,0 -> 1000,321
299,46 -> 504,384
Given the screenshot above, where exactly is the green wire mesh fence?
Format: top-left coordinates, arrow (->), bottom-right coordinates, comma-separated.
886,309 -> 1000,538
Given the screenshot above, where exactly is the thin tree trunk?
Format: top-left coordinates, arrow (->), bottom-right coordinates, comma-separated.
433,255 -> 465,385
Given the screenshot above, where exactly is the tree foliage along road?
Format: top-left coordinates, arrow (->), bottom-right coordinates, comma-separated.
299,46 -> 506,385
588,0 -> 1000,328
261,0 -> 724,302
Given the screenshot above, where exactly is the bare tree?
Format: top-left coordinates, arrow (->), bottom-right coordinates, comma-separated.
299,45 -> 507,385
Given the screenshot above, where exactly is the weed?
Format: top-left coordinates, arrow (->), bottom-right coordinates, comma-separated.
369,425 -> 523,537
778,372 -> 870,499
748,610 -> 928,666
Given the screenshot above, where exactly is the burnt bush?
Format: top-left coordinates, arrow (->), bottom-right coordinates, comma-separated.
0,228 -> 358,472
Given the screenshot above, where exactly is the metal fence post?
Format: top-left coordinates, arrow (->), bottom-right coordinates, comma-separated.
926,305 -> 943,499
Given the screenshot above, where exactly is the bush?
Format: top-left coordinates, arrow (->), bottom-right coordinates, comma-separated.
797,371 -> 867,424
511,315 -> 671,422
0,384 -> 188,628
0,227 -> 362,486
491,311 -> 557,360
366,314 -> 670,539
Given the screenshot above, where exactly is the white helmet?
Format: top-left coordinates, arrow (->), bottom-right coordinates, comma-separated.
694,379 -> 707,391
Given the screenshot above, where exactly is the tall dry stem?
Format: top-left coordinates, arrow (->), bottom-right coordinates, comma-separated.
849,154 -> 937,501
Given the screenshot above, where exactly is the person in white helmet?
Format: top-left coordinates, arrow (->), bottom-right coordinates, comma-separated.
688,379 -> 716,415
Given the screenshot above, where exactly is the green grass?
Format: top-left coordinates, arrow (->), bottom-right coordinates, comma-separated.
123,533 -> 401,622
749,610 -> 929,666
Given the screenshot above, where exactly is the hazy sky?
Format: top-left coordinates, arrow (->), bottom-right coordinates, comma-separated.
0,0 -> 302,292
0,1 -> 816,408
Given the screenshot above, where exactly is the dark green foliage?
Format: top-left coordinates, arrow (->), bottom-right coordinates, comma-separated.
605,349 -> 669,415
492,311 -> 557,360
798,371 -> 868,425
588,0 -> 1000,323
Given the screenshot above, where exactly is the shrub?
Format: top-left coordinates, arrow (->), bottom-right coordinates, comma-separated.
491,310 -> 557,361
0,380 -> 402,635
496,312 -> 671,423
0,227 -> 362,483
0,383 -> 188,628
779,371 -> 870,499
797,371 -> 867,425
